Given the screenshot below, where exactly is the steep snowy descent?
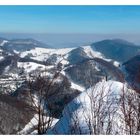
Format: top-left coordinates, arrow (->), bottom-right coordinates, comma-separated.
48,80 -> 134,134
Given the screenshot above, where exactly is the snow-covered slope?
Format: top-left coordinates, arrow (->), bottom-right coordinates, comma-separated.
0,40 -> 8,46
18,114 -> 59,135
17,62 -> 46,73
0,56 -> 4,61
82,45 -> 120,67
19,46 -> 105,65
19,47 -> 74,62
18,45 -> 120,69
82,45 -> 104,59
70,81 -> 85,92
49,80 -> 134,134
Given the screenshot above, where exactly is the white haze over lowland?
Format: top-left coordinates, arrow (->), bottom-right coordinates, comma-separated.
0,33 -> 140,48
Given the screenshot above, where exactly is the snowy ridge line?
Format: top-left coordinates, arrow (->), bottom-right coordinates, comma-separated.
19,47 -> 74,60
82,45 -> 104,59
81,46 -> 120,67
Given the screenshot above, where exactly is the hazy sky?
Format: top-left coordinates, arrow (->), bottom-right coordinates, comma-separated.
0,6 -> 140,34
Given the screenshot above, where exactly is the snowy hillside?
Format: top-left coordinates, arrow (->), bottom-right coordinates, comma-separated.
19,47 -> 74,61
17,45 -> 120,69
17,62 -> 47,73
18,114 -> 59,135
82,45 -> 104,59
19,46 -> 104,63
49,80 -> 136,134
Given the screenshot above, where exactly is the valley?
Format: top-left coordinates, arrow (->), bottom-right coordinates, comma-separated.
0,37 -> 140,134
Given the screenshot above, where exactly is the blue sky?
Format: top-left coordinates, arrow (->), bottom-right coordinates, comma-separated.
0,6 -> 140,34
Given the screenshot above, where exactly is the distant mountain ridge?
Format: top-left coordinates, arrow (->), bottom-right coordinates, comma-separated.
0,37 -> 49,52
1,37 -> 140,63
123,54 -> 140,91
91,39 -> 140,63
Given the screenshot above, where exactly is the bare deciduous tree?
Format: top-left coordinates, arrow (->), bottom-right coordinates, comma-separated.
120,84 -> 140,134
25,59 -> 66,134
